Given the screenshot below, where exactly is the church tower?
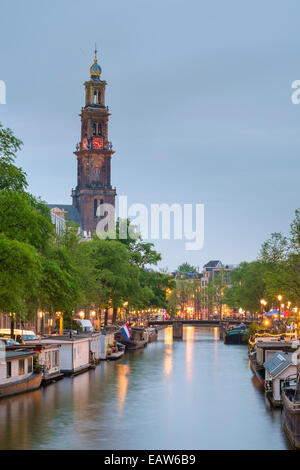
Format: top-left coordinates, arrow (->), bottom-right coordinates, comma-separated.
72,47 -> 116,233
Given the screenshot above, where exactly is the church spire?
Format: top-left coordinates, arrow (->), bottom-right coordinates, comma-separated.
90,43 -> 101,80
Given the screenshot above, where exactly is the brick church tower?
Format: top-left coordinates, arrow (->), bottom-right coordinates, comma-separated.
71,47 -> 116,233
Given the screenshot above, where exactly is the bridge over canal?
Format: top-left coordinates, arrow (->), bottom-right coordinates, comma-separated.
147,319 -> 253,339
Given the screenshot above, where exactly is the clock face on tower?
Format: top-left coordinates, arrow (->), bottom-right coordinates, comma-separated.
93,137 -> 103,149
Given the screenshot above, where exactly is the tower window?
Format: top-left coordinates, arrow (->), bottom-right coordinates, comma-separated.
100,199 -> 104,217
92,123 -> 96,136
98,91 -> 101,104
94,199 -> 98,218
93,91 -> 97,104
98,123 -> 102,135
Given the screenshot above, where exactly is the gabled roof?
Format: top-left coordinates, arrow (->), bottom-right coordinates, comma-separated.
203,260 -> 223,268
48,204 -> 81,226
264,352 -> 294,378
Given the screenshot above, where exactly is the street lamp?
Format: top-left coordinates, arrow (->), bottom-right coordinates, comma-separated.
39,311 -> 44,336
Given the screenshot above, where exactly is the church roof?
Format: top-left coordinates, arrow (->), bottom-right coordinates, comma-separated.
48,204 -> 81,226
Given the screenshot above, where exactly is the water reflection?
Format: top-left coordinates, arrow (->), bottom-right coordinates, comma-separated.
117,363 -> 130,414
0,327 -> 290,450
163,327 -> 173,377
185,326 -> 194,383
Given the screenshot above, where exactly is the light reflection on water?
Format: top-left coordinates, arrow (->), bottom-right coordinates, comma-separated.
0,327 -> 292,450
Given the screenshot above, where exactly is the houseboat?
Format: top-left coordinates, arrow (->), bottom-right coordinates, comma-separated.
115,327 -> 148,350
0,349 -> 42,398
249,336 -> 299,386
264,351 -> 298,407
42,336 -> 92,376
224,323 -> 248,345
282,375 -> 300,449
100,330 -> 117,359
5,343 -> 63,385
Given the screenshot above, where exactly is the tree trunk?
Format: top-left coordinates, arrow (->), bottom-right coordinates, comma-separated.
10,315 -> 14,339
104,308 -> 108,326
112,306 -> 118,324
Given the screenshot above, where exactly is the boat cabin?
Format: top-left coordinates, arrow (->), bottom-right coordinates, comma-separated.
100,331 -> 116,359
0,349 -> 42,398
264,351 -> 298,406
42,336 -> 91,376
255,340 -> 299,366
4,343 -> 63,384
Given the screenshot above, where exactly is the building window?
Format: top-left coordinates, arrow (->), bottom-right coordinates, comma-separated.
28,357 -> 33,373
98,123 -> 102,135
94,199 -> 98,218
19,359 -> 25,375
98,91 -> 101,104
6,361 -> 11,378
92,123 -> 96,136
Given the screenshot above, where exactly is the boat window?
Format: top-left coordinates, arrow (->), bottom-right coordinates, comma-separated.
19,359 -> 25,375
28,357 -> 33,373
6,361 -> 11,378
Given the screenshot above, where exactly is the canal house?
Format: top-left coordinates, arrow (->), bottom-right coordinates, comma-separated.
0,349 -> 42,398
264,352 -> 298,406
42,336 -> 91,376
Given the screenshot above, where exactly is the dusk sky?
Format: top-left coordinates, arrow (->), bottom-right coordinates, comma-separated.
1,0 -> 300,271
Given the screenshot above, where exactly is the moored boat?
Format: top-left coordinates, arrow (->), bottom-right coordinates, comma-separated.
0,350 -> 42,398
282,376 -> 300,448
224,323 -> 248,345
115,327 -> 147,350
146,327 -> 158,343
107,342 -> 125,360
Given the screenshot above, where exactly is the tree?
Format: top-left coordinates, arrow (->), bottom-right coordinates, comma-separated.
0,234 -> 41,315
0,122 -> 27,192
177,262 -> 198,273
89,238 -> 141,324
223,261 -> 266,313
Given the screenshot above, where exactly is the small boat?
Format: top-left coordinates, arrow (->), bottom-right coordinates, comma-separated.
107,343 -> 125,361
115,327 -> 147,350
224,323 -> 248,345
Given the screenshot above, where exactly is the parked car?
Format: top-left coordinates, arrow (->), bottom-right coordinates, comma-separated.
0,329 -> 39,343
0,337 -> 20,346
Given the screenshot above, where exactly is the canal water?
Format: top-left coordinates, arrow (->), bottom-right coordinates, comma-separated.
0,327 -> 291,450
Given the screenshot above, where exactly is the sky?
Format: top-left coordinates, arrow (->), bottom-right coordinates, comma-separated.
1,0 -> 300,271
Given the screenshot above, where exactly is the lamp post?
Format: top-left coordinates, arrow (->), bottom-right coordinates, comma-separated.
90,310 -> 96,329
39,311 -> 44,336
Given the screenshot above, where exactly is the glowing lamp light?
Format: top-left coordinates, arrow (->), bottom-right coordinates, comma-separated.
278,295 -> 283,302
90,310 -> 96,317
39,311 -> 44,318
79,310 -> 85,319
264,320 -> 270,326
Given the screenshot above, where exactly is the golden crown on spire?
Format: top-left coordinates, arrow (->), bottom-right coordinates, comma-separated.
90,43 -> 101,79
